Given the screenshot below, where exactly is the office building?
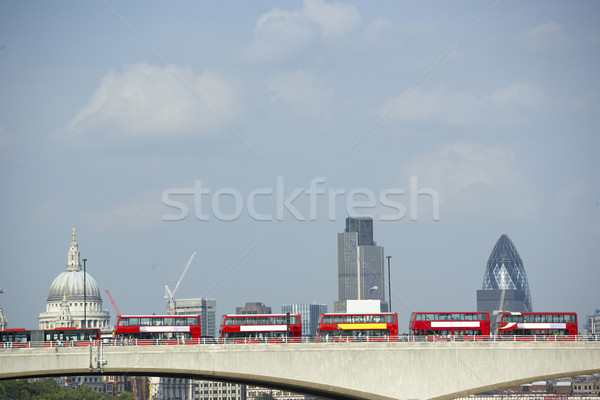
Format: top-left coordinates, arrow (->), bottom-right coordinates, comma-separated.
585,308 -> 600,335
477,234 -> 532,315
171,298 -> 217,338
236,302 -> 272,314
281,303 -> 327,337
335,217 -> 387,313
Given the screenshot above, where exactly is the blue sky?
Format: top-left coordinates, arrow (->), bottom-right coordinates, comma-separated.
1,0 -> 599,332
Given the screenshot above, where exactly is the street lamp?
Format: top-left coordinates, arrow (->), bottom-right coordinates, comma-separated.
83,258 -> 87,329
386,256 -> 392,312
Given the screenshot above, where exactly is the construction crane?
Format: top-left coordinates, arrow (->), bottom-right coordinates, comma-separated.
164,252 -> 197,315
105,289 -> 121,317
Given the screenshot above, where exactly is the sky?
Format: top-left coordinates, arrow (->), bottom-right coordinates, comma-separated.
0,0 -> 599,333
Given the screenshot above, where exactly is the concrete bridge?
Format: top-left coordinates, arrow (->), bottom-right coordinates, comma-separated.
1,341 -> 600,400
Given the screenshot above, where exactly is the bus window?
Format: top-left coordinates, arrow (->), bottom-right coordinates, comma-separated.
332,315 -> 343,323
140,318 -> 152,326
452,313 -> 463,321
247,317 -> 257,325
478,313 -> 487,321
322,315 -> 332,324
439,314 -> 450,321
374,315 -> 383,323
385,315 -> 395,323
355,315 -> 364,323
344,315 -> 353,323
258,317 -> 268,325
415,313 -> 424,321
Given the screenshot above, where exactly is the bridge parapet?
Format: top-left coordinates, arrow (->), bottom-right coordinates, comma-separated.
2,341 -> 600,400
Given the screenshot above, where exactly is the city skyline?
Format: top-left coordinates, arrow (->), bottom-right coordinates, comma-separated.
1,1 -> 598,333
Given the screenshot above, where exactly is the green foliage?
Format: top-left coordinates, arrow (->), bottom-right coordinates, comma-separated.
255,393 -> 277,400
0,378 -> 134,400
115,392 -> 136,400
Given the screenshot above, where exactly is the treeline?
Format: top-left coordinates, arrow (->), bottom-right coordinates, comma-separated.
0,379 -> 135,400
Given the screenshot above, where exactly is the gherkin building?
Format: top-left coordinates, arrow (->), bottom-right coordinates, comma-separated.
479,234 -> 532,313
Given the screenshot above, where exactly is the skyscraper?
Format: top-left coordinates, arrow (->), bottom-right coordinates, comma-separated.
477,234 -> 532,315
335,217 -> 387,312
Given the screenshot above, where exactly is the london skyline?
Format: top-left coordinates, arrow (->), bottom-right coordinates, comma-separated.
1,1 -> 598,332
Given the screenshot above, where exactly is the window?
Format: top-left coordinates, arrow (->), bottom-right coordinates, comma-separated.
452,313 -> 463,321
140,318 -> 151,326
478,313 -> 487,321
416,314 -> 424,321
322,316 -> 332,324
384,315 -> 395,323
355,315 -> 365,323
439,314 -> 450,321
344,315 -> 353,323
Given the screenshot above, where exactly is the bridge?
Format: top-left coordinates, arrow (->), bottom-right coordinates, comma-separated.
2,341 -> 600,400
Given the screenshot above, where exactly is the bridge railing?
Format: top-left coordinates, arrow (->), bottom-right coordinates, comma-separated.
1,335 -> 599,349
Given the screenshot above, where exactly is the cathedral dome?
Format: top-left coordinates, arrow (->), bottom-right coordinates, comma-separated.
47,270 -> 101,301
46,227 -> 102,302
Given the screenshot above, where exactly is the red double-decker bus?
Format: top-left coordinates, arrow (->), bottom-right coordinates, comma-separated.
409,312 -> 491,338
0,327 -> 101,348
495,312 -> 578,338
115,315 -> 202,345
318,312 -> 399,341
220,314 -> 301,343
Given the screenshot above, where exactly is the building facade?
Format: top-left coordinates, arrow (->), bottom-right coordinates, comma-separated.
38,228 -> 110,330
236,302 -> 272,314
585,308 -> 600,335
171,298 -> 217,338
477,234 -> 532,315
281,303 -> 327,337
335,217 -> 387,313
0,288 -> 6,330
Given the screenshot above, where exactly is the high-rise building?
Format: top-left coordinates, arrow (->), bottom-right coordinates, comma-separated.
0,288 -> 6,330
281,303 -> 327,337
236,302 -> 272,314
335,217 -> 387,313
477,234 -> 532,315
171,298 -> 217,338
584,308 -> 600,335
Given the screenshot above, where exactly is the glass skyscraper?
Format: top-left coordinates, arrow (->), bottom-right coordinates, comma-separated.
477,234 -> 532,314
335,217 -> 387,312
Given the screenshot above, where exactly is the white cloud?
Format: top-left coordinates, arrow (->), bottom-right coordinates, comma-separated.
264,70 -> 332,118
245,0 -> 361,62
380,82 -> 545,125
379,87 -> 481,125
491,81 -> 544,106
523,22 -> 566,50
302,0 -> 361,39
403,143 -> 538,219
68,63 -> 241,137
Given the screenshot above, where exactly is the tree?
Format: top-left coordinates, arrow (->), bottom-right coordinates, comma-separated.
255,393 -> 277,400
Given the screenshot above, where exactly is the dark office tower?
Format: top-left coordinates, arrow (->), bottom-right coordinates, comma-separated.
345,217 -> 374,246
335,217 -> 387,312
477,234 -> 532,315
